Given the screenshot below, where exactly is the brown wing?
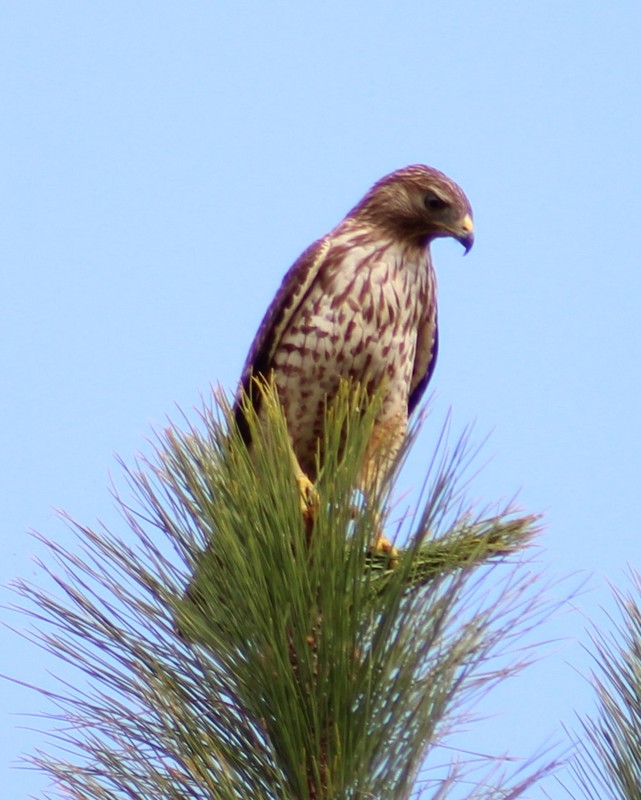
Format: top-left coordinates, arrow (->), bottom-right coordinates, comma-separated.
233,235 -> 331,439
408,319 -> 438,416
408,258 -> 438,416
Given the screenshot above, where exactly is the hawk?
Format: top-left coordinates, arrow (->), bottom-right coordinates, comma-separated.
234,165 -> 473,548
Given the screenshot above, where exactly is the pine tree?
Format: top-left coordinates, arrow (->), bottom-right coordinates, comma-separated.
14,384 -> 552,799
569,572 -> 641,799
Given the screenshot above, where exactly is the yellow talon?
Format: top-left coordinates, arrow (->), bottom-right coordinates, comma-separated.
372,533 -> 399,567
296,473 -> 319,520
365,508 -> 399,566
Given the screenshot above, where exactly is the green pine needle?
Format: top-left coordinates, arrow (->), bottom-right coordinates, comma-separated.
12,382 -> 552,799
569,572 -> 641,800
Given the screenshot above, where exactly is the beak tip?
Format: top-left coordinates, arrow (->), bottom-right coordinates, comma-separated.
460,234 -> 474,255
458,213 -> 474,255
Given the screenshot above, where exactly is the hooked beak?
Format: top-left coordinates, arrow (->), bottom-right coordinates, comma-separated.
456,213 -> 474,255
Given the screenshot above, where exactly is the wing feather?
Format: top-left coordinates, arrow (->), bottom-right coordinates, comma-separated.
408,256 -> 438,416
234,235 -> 331,436
408,320 -> 438,416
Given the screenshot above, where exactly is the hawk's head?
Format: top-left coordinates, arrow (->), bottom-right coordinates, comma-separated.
352,164 -> 474,253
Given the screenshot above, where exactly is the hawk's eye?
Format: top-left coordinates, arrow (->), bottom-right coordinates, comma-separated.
424,193 -> 449,212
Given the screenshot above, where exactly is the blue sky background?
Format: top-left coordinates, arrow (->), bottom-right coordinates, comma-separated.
1,2 -> 640,797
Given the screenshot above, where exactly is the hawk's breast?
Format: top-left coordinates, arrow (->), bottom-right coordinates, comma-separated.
271,233 -> 435,477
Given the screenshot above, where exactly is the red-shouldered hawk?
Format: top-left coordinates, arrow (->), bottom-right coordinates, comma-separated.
235,165 -> 473,549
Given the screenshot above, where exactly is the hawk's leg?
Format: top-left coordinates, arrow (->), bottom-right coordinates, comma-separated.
359,410 -> 407,561
289,449 -> 319,529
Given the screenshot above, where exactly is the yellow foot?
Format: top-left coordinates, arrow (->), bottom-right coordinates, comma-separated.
370,533 -> 399,568
296,473 -> 319,521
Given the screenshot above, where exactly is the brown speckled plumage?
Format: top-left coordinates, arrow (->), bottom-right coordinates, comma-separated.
235,164 -> 474,490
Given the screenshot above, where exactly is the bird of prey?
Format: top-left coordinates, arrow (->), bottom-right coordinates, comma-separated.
234,165 -> 473,549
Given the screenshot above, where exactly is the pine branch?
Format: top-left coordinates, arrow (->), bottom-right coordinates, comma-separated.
568,571 -> 641,800
11,383 -> 552,799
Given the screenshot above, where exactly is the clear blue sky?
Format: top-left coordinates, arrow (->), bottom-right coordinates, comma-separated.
1,3 -> 640,797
